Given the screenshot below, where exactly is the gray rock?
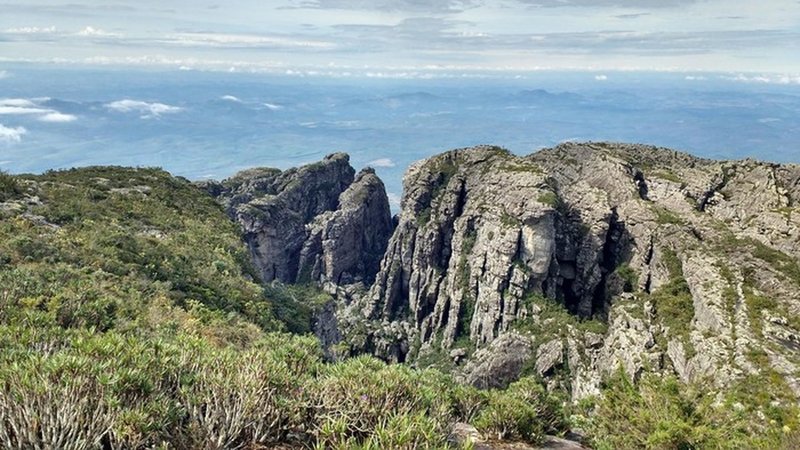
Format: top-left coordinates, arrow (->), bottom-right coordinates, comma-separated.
535,339 -> 564,376
206,154 -> 392,286
459,331 -> 534,389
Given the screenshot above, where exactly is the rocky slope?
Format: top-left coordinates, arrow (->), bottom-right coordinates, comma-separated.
211,143 -> 800,403
199,153 -> 394,287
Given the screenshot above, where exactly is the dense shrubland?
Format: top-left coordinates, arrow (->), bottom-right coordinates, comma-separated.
0,167 -> 798,449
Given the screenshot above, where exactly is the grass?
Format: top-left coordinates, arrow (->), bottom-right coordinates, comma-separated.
650,248 -> 695,352
650,170 -> 684,185
653,206 -> 685,226
537,191 -> 559,207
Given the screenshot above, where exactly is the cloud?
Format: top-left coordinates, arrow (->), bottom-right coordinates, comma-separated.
725,73 -> 800,85
386,192 -> 402,209
165,32 -> 335,50
0,98 -> 78,122
595,74 -> 608,80
685,75 -> 707,80
0,99 -> 37,108
0,70 -> 7,79
221,95 -> 242,102
4,26 -> 57,34
105,99 -> 183,118
263,103 -> 283,110
0,98 -> 55,115
614,13 -> 650,19
77,26 -> 118,37
367,158 -> 396,168
517,0 -> 699,7
38,112 -> 77,123
0,123 -> 26,142
289,0 -> 479,13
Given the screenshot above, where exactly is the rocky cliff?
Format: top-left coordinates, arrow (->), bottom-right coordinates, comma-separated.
331,143 -> 800,400
210,143 -> 800,402
199,153 -> 394,286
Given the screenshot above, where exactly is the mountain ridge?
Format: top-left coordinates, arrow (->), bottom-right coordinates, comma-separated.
206,141 -> 800,404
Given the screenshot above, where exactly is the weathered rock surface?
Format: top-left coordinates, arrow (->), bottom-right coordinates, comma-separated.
328,142 -> 800,400
205,143 -> 800,402
202,154 -> 393,286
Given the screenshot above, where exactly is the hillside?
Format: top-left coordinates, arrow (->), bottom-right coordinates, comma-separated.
2,143 -> 800,449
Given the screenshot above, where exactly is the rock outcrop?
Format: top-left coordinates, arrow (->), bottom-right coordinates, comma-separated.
201,154 -> 393,286
328,142 -> 800,400
205,143 -> 800,402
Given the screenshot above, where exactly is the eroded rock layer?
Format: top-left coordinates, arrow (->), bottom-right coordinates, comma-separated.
334,143 -> 800,399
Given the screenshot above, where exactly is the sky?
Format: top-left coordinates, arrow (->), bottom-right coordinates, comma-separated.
0,0 -> 799,76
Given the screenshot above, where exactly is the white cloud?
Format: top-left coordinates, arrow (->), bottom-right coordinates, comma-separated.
0,98 -> 78,123
367,158 -> 396,168
594,74 -> 608,81
77,26 -> 118,37
38,112 -> 77,123
263,103 -> 283,110
0,99 -> 37,108
0,71 -> 7,79
167,32 -> 335,49
0,124 -> 26,143
221,95 -> 242,102
105,99 -> 183,118
685,75 -> 707,80
725,73 -> 800,85
386,192 -> 402,209
4,26 -> 56,34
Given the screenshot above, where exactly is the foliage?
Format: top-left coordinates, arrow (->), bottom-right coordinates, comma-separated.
651,248 -> 694,346
588,370 -> 800,450
653,206 -> 685,226
0,166 -> 569,448
614,264 -> 639,292
515,292 -> 608,339
0,170 -> 21,202
537,191 -> 559,207
474,377 -> 565,444
0,166 -> 280,340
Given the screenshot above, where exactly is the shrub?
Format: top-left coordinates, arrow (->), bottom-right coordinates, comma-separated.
474,377 -> 565,444
586,370 -> 797,450
0,171 -> 20,202
0,354 -> 113,450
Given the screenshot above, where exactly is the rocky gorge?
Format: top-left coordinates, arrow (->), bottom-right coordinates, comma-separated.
206,142 -> 800,404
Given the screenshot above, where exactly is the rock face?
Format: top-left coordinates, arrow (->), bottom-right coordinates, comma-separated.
330,143 -> 800,400
201,154 -> 393,286
206,143 -> 800,401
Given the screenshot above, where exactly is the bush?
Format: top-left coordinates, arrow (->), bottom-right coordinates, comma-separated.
0,171 -> 20,202
587,371 -> 797,450
474,377 -> 565,444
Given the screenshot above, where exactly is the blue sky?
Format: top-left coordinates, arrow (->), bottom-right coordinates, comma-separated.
1,0 -> 799,77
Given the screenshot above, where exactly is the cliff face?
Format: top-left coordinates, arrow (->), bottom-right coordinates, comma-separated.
333,143 -> 800,398
207,143 -> 800,400
200,154 -> 393,287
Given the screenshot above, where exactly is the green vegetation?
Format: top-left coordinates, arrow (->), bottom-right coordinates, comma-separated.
500,210 -> 521,228
0,168 -> 568,448
653,206 -> 685,226
537,191 -> 559,207
587,370 -> 800,450
650,248 -> 694,348
3,166 -> 800,449
500,162 -> 543,174
614,264 -> 639,292
0,170 -> 21,202
650,170 -> 684,185
474,377 -> 565,442
515,293 -> 608,339
747,238 -> 800,285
